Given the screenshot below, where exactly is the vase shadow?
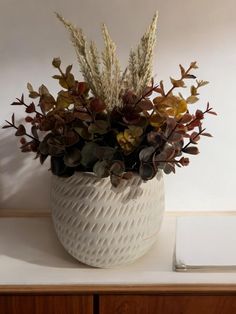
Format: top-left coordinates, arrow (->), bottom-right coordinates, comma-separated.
0,123 -> 51,211
0,217 -> 94,269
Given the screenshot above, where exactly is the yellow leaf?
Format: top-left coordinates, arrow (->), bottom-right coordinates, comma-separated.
177,99 -> 187,114
170,77 -> 185,88
124,130 -> 137,145
191,85 -> 198,96
117,132 -> 134,153
150,114 -> 163,127
166,108 -> 176,116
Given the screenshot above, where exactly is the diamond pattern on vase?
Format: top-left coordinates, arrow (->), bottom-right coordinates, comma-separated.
51,171 -> 165,268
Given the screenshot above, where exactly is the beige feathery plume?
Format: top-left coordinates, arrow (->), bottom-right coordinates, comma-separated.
56,13 -> 122,110
56,12 -> 157,109
127,11 -> 158,96
56,13 -> 98,96
101,23 -> 121,109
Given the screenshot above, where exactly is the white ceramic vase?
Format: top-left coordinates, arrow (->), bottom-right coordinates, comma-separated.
51,171 -> 165,268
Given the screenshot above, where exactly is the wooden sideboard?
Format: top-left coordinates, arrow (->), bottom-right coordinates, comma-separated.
1,286 -> 236,314
0,211 -> 236,314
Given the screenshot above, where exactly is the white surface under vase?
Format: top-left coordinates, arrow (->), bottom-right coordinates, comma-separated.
51,171 -> 165,268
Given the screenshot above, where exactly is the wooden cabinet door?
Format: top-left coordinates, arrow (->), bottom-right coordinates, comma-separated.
0,295 -> 93,314
100,295 -> 236,314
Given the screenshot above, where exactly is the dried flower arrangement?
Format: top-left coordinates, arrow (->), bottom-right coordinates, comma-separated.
3,12 -> 216,187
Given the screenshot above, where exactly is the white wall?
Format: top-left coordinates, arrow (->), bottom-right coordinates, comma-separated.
0,0 -> 235,211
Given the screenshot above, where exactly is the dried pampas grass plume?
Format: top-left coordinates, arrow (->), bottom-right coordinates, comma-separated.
55,12 -> 158,110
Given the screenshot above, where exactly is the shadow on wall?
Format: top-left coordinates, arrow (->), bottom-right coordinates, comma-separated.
0,127 -> 51,210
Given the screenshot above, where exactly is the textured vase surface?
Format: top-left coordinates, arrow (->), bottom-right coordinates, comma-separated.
51,171 -> 165,268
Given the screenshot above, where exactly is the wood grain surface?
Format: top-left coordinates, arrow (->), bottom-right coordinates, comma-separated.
0,295 -> 93,314
99,295 -> 236,314
1,284 -> 236,294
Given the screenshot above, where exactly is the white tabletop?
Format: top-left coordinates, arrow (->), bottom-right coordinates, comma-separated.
0,214 -> 236,287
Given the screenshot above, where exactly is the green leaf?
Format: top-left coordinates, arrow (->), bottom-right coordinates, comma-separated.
139,146 -> 155,162
29,91 -> 40,99
110,160 -> 125,175
128,126 -> 143,137
96,146 -> 116,160
139,163 -> 155,180
52,75 -> 62,79
66,64 -> 73,75
59,78 -> 68,89
66,73 -> 75,88
56,91 -> 74,109
40,94 -> 56,112
74,127 -> 93,140
27,83 -> 34,92
80,142 -> 99,167
52,57 -> 61,68
39,84 -> 49,96
186,96 -> 199,104
93,160 -> 110,178
88,120 -> 109,134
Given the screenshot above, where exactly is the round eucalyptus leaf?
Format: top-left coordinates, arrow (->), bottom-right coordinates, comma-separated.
80,142 -> 99,168
64,147 -> 81,167
139,163 -> 156,180
93,160 -> 110,178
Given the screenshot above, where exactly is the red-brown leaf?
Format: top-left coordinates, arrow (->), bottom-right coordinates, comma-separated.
74,111 -> 93,122
25,116 -> 34,123
195,109 -> 204,119
90,98 -> 106,113
180,113 -> 192,124
138,99 -> 153,111
182,146 -> 199,155
179,157 -> 190,166
201,132 -> 213,137
190,131 -> 200,143
207,111 -> 217,116
20,137 -> 27,145
15,124 -> 26,136
31,125 -> 39,139
26,102 -> 35,113
76,82 -> 90,95
122,172 -> 133,180
11,113 -> 15,124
